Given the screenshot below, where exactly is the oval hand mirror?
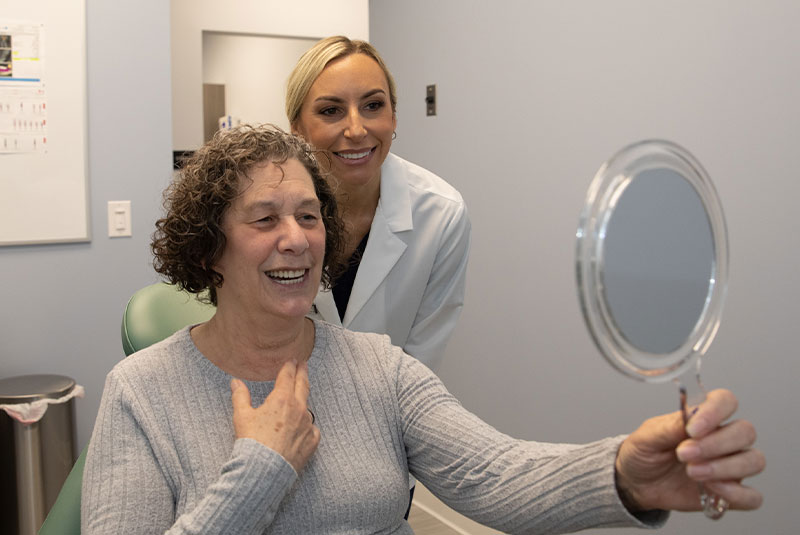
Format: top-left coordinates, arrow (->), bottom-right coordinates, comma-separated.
576,139 -> 729,518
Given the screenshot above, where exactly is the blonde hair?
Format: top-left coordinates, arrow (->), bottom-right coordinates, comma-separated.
286,36 -> 397,126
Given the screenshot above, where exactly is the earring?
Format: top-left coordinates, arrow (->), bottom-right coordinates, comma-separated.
392,131 -> 397,140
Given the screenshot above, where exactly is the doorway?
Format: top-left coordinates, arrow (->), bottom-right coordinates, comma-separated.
202,32 -> 317,139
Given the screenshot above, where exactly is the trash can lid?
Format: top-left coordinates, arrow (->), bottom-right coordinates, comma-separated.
0,374 -> 76,404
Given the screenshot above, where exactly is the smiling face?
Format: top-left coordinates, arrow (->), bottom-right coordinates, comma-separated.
292,53 -> 397,193
213,158 -> 326,321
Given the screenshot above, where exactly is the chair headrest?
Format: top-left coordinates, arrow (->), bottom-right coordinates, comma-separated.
121,282 -> 215,356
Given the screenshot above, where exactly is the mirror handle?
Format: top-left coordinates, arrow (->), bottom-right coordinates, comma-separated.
677,372 -> 729,520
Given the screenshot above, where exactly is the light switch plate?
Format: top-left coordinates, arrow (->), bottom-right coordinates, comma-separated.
108,200 -> 132,237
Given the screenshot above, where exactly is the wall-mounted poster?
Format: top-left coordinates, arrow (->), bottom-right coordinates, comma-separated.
0,0 -> 88,245
0,21 -> 47,154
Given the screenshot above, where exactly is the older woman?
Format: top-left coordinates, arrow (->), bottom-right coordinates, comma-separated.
82,125 -> 763,534
287,36 -> 470,371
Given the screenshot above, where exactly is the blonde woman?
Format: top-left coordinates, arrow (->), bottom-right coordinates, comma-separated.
287,36 -> 470,372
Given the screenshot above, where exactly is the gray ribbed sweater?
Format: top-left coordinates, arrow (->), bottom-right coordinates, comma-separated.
82,320 -> 663,534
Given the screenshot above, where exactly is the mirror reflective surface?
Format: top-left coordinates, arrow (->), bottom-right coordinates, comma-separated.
603,167 -> 714,355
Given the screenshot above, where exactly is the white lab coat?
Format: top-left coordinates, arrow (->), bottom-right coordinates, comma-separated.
311,153 -> 471,370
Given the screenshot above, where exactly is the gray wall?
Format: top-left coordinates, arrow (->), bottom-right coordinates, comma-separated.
371,1 -> 798,534
0,0 -> 173,447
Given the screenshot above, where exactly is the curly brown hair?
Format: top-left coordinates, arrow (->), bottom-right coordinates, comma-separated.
152,124 -> 346,305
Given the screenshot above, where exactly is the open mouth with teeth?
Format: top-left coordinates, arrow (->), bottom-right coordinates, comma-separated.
265,269 -> 307,285
334,148 -> 375,161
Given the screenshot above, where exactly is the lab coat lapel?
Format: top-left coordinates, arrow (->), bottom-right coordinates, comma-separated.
311,288 -> 341,326
343,156 -> 412,326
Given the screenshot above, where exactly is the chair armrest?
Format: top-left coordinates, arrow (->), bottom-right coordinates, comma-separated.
38,445 -> 86,534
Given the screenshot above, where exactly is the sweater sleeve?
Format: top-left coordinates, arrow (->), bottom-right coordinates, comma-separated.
394,345 -> 668,533
81,371 -> 297,535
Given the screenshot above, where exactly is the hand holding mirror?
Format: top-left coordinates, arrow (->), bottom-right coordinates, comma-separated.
576,140 -> 729,519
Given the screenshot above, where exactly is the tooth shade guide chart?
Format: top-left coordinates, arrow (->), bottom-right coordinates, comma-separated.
0,0 -> 89,246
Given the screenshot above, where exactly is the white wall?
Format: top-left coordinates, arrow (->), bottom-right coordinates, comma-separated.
202,33 -> 318,132
371,1 -> 799,534
172,0 -> 369,150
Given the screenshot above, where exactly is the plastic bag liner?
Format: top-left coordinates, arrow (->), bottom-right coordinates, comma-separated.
0,384 -> 84,425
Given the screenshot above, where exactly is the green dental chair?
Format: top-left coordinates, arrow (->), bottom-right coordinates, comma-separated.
38,283 -> 214,534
